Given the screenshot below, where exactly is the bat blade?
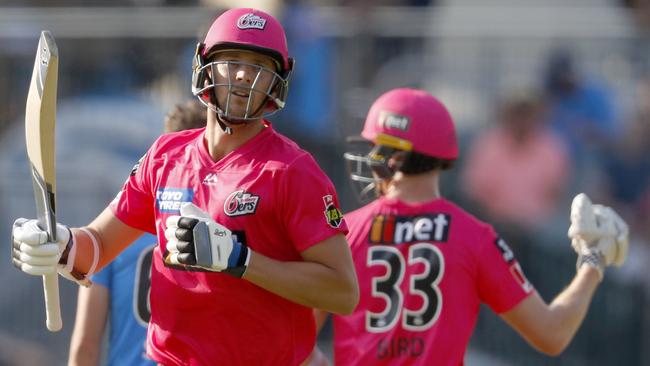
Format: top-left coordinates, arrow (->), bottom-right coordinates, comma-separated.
25,30 -> 62,332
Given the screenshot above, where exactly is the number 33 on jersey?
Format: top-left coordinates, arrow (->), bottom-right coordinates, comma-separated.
333,198 -> 534,366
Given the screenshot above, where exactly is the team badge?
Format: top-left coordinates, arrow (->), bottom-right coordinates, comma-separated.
323,195 -> 343,228
237,13 -> 266,30
224,190 -> 259,217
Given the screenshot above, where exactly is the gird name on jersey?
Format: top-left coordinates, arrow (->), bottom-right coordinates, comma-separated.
369,213 -> 450,245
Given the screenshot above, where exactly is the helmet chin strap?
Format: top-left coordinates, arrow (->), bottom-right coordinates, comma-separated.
215,114 -> 233,135
213,99 -> 269,135
215,113 -> 260,135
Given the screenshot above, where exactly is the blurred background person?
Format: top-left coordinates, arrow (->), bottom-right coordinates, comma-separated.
67,100 -> 206,366
461,91 -> 570,244
541,47 -> 623,195
599,76 -> 650,284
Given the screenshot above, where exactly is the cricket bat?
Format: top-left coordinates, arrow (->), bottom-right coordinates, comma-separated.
25,31 -> 62,332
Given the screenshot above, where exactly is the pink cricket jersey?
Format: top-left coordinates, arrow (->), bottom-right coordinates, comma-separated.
333,197 -> 534,366
110,124 -> 347,366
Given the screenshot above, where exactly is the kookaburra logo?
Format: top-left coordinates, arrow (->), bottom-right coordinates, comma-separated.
213,228 -> 228,237
237,14 -> 266,30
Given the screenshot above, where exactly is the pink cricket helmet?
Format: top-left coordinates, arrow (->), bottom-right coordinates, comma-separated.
202,8 -> 291,74
192,8 -> 294,124
361,88 -> 458,160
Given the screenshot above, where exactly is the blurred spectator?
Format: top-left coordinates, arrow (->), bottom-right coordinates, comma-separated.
0,333 -> 50,366
543,48 -> 622,165
602,77 -> 650,242
338,0 -> 436,5
621,0 -> 650,32
68,100 -> 206,366
280,1 -> 337,139
462,90 -> 570,232
163,99 -> 207,133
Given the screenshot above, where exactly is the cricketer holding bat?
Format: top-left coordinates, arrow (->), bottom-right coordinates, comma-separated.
12,8 -> 359,366
312,88 -> 630,365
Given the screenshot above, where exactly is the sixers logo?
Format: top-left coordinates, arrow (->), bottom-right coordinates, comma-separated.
224,190 -> 260,217
237,13 -> 266,30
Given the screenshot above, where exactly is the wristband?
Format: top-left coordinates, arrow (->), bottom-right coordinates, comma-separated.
577,251 -> 605,282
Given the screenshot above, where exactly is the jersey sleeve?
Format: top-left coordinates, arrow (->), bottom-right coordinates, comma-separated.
279,154 -> 348,252
109,142 -> 158,234
91,261 -> 113,290
476,225 -> 534,314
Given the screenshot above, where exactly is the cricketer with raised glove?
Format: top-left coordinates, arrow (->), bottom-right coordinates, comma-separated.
164,202 -> 251,278
11,218 -> 95,286
568,193 -> 629,281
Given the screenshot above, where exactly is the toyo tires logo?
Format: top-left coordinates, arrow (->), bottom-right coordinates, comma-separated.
224,190 -> 260,217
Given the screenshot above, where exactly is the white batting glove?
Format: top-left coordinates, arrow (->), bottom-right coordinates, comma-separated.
12,218 -> 70,276
568,193 -> 629,280
164,203 -> 251,277
12,218 -> 92,286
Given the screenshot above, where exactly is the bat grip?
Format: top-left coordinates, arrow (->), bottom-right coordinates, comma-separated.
43,273 -> 62,331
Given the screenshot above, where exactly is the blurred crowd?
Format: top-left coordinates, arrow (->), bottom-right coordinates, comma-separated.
0,0 -> 649,365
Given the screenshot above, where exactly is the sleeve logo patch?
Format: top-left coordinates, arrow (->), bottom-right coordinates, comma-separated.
323,195 -> 343,228
494,238 -> 515,263
224,190 -> 259,217
510,262 -> 534,293
156,188 -> 194,213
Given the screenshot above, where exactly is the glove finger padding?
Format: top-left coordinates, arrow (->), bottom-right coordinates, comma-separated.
180,203 -> 234,271
162,203 -> 249,276
568,193 -> 630,277
568,193 -> 601,243
164,214 -> 202,266
179,202 -> 213,221
13,219 -> 49,246
592,205 -> 629,267
11,218 -> 72,277
176,217 -> 199,240
611,211 -> 629,267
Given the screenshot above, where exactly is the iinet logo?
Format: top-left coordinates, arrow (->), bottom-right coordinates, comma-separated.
203,173 -> 218,185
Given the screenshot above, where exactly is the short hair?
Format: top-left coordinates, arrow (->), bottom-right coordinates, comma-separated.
399,151 -> 455,175
164,100 -> 207,133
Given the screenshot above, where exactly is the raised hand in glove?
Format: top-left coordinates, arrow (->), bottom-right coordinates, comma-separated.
12,218 -> 71,276
164,203 -> 250,277
11,218 -> 91,286
567,193 -> 629,280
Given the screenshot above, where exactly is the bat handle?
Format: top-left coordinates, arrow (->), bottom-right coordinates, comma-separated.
43,272 -> 62,332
